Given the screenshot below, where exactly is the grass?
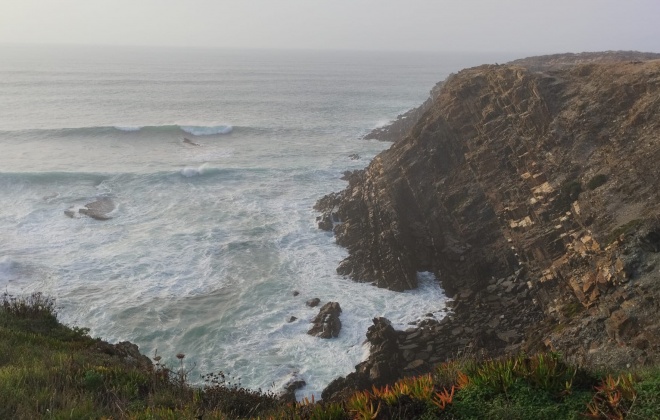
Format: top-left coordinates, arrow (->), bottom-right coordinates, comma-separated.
2,292 -> 660,418
0,292 -> 278,419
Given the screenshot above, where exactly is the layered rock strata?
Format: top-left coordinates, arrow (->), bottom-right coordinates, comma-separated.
318,53 -> 660,397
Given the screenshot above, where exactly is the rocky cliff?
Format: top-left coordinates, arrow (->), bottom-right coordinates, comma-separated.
318,52 -> 660,399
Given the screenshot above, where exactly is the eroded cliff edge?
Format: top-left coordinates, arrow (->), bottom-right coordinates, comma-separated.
317,54 -> 660,399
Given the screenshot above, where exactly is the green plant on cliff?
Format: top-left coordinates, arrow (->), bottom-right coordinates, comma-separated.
3,293 -> 660,419
556,179 -> 583,211
587,174 -> 608,190
604,218 -> 644,245
0,292 -> 280,419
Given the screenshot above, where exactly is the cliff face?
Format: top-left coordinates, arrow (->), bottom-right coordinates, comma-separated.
318,55 -> 660,397
319,59 -> 660,294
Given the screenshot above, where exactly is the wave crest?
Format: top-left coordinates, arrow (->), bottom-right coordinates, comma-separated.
0,124 -> 234,137
181,163 -> 212,177
179,125 -> 233,136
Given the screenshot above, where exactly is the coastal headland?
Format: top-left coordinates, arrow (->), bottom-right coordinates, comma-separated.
3,51 -> 660,418
316,51 -> 660,399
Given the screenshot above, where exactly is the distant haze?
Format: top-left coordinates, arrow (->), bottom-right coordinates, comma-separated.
1,0 -> 659,54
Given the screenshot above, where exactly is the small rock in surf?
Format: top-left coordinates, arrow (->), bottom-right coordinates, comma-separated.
183,137 -> 200,146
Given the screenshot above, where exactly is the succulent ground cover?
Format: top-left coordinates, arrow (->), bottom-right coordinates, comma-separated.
2,292 -> 660,419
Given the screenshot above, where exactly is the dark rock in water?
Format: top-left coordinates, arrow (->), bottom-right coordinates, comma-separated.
322,317 -> 402,401
79,197 -> 115,220
292,290 -> 300,297
306,298 -> 321,308
183,137 -> 200,146
316,213 -> 333,231
65,197 -> 115,221
348,153 -> 360,160
280,375 -> 306,404
340,170 -> 362,183
307,302 -> 342,339
287,316 -> 298,323
314,192 -> 343,231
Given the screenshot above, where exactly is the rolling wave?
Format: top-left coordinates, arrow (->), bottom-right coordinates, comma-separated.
0,166 -> 269,185
0,124 -> 235,137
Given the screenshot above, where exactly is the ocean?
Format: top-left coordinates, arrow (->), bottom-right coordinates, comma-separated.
0,45 -> 513,398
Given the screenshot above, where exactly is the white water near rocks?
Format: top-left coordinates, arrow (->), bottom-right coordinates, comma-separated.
0,46 -> 514,398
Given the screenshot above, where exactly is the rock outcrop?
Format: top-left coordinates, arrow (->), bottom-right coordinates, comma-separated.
92,340 -> 152,370
65,197 -> 115,221
322,317 -> 402,401
319,52 -> 660,396
308,302 -> 342,339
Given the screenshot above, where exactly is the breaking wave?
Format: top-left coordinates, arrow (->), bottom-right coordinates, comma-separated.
0,124 -> 235,137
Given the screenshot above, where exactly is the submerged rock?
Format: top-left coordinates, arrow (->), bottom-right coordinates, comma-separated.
65,197 -> 115,221
183,137 -> 200,146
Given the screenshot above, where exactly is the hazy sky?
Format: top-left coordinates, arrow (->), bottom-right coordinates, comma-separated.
1,0 -> 659,53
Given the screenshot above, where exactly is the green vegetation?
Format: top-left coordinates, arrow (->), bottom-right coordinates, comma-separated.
556,179 -> 583,211
604,218 -> 644,245
2,293 -> 660,418
587,174 -> 608,190
0,292 -> 278,419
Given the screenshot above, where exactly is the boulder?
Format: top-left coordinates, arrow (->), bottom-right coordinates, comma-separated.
280,375 -> 306,404
307,302 -> 342,339
321,317 -> 403,401
66,197 -> 115,221
306,298 -> 321,308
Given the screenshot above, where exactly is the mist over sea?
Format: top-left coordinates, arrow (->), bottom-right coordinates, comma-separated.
0,45 -> 513,398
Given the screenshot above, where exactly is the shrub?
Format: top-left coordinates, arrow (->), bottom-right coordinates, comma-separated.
586,174 -> 608,190
1,292 -> 56,319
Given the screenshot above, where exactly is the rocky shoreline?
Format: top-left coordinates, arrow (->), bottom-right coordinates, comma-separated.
317,51 -> 660,399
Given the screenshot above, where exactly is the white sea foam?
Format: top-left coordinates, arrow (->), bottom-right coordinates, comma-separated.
114,125 -> 143,132
0,47 -> 483,402
373,119 -> 392,128
180,163 -> 211,177
180,125 -> 233,136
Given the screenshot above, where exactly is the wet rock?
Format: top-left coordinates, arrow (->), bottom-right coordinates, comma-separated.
306,298 -> 321,308
280,376 -> 306,404
348,153 -> 360,160
183,137 -> 200,146
287,316 -> 297,323
321,317 -> 403,401
316,214 -> 333,231
292,290 -> 300,297
66,197 -> 115,221
307,302 -> 342,339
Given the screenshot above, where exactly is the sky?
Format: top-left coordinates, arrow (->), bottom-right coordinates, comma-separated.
0,0 -> 659,54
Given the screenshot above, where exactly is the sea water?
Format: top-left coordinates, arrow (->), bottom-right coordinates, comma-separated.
0,45 -> 513,398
